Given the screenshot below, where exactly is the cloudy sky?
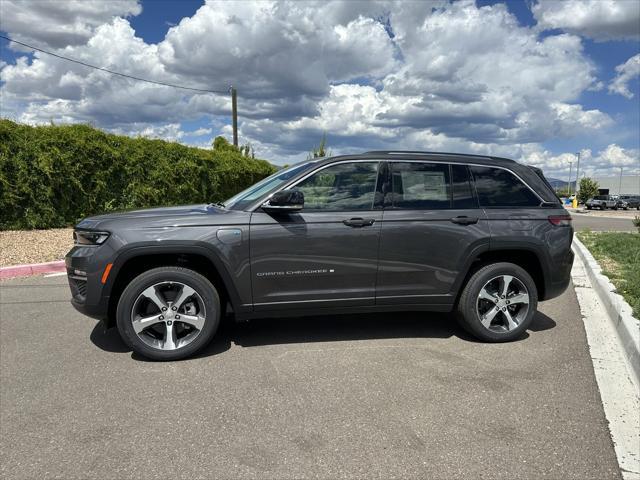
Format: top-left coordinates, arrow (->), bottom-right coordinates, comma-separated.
1,0 -> 639,178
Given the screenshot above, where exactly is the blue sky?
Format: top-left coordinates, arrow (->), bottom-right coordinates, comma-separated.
1,0 -> 639,177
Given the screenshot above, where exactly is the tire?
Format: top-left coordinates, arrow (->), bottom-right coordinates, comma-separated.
456,262 -> 538,342
116,266 -> 221,361
586,206 -> 591,210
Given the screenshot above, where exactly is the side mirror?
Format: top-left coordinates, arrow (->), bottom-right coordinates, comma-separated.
262,189 -> 304,213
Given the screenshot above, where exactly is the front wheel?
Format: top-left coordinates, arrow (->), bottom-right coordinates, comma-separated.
116,267 -> 221,360
456,263 -> 538,342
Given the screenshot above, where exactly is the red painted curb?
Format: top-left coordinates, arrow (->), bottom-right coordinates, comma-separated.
0,260 -> 66,279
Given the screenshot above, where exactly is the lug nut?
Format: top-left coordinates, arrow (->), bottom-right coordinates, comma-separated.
167,320 -> 172,326
162,307 -> 167,311
175,315 -> 180,319
172,306 -> 177,311
159,315 -> 164,320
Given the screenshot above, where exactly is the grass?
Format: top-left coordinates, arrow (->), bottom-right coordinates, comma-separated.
577,231 -> 640,318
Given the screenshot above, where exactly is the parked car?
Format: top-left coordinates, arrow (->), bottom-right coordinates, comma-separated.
585,195 -> 617,210
619,195 -> 640,210
613,199 -> 629,210
66,151 -> 574,360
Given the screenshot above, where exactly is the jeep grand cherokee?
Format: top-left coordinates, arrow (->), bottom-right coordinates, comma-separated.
66,151 -> 574,360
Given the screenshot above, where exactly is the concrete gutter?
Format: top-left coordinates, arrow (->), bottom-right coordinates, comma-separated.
572,235 -> 640,384
0,260 -> 65,279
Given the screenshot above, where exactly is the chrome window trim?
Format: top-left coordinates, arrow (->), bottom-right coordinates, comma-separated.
248,158 -> 543,211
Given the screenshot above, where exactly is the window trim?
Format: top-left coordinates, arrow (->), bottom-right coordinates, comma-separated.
248,158 -> 544,211
249,159 -> 382,213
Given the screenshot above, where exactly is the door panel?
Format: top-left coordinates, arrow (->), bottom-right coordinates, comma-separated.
249,160 -> 383,310
250,210 -> 382,309
376,162 -> 490,304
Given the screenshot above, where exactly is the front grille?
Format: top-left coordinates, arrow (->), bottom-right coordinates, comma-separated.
68,275 -> 87,302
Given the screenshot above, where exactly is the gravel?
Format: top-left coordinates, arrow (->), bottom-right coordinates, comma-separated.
0,228 -> 73,267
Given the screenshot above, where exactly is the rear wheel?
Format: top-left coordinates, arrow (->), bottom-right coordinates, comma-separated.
456,262 -> 537,342
116,267 -> 220,360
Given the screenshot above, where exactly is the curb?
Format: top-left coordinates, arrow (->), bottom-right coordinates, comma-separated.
572,236 -> 640,384
0,260 -> 66,279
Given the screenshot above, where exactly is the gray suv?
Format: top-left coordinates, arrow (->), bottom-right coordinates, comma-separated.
66,151 -> 574,360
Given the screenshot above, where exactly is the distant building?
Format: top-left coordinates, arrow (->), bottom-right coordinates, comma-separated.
590,175 -> 640,195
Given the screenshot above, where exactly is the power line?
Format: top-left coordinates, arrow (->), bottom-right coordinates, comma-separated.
0,34 -> 230,95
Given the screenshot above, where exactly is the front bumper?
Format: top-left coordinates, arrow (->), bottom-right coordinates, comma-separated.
65,244 -> 115,321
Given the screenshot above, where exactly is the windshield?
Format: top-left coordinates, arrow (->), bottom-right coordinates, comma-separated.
223,160 -> 319,210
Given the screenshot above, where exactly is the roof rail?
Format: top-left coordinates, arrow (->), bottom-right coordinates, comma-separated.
363,150 -> 491,158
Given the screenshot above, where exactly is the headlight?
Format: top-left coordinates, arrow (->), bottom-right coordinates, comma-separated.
74,230 -> 110,245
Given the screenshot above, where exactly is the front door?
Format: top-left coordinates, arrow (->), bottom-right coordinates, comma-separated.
250,161 -> 383,311
376,161 -> 490,305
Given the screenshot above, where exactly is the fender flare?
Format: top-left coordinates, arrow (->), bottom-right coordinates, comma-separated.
103,241 -> 247,313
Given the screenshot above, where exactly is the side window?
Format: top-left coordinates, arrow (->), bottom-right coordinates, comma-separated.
294,162 -> 379,211
451,164 -> 477,209
391,162 -> 450,209
470,166 -> 540,207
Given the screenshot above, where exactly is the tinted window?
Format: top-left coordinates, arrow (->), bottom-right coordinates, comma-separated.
295,162 -> 379,210
452,164 -> 477,209
391,162 -> 450,209
470,166 -> 540,207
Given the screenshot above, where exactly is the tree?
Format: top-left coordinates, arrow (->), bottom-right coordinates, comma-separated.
307,133 -> 330,159
577,177 -> 599,204
212,136 -> 236,151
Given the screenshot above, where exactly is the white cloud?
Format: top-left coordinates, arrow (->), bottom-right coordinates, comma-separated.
0,0 -> 141,49
0,0 -> 630,177
157,0 -> 397,102
521,144 -> 640,177
609,54 -> 640,99
532,0 -> 640,41
188,127 -> 213,137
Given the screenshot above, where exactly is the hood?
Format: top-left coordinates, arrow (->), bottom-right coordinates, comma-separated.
76,204 -> 248,230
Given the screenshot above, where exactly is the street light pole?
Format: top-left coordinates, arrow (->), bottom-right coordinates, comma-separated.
618,166 -> 623,195
568,160 -> 573,197
574,151 -> 581,194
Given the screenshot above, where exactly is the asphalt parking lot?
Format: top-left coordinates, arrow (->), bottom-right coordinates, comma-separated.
570,212 -> 637,232
0,274 -> 621,479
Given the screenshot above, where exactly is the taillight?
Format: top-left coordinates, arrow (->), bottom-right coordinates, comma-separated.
548,214 -> 572,226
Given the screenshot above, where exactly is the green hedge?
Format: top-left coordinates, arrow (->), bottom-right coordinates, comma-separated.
0,119 -> 276,230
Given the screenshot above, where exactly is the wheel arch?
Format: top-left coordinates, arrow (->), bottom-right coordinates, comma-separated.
104,243 -> 245,327
456,247 -> 547,304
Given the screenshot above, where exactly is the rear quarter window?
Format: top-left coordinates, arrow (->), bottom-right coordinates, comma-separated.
470,166 -> 540,208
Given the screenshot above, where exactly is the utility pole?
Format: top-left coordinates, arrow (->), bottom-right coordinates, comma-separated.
230,86 -> 238,147
568,160 -> 573,196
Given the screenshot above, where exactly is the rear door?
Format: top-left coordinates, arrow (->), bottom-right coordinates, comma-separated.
249,161 -> 384,310
376,161 -> 490,305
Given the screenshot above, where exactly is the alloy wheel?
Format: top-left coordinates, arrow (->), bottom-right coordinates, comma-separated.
130,281 -> 206,350
476,275 -> 530,333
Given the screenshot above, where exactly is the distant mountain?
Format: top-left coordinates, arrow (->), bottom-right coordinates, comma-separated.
546,178 -> 576,190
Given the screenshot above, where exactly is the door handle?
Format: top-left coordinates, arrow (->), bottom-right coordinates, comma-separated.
343,217 -> 375,228
450,216 -> 478,225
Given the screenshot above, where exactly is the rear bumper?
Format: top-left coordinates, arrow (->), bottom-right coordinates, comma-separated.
542,248 -> 574,301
